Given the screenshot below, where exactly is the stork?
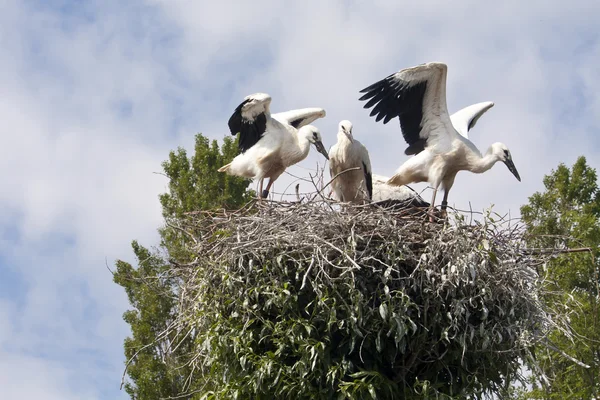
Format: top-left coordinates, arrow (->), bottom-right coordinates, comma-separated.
219,93 -> 330,199
328,120 -> 373,204
371,174 -> 429,208
358,62 -> 521,220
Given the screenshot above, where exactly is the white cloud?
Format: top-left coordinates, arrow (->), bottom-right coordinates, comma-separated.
0,0 -> 599,398
0,353 -> 99,400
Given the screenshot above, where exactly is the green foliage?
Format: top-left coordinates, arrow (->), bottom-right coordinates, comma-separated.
172,203 -> 555,399
115,138 -> 599,399
158,134 -> 254,262
113,133 -> 252,399
114,242 -> 187,398
519,156 -> 600,398
159,134 -> 254,220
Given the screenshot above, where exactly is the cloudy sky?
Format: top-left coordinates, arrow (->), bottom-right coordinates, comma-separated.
0,0 -> 598,398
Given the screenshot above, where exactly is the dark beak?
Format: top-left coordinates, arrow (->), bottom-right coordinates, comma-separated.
314,140 -> 329,160
504,158 -> 521,182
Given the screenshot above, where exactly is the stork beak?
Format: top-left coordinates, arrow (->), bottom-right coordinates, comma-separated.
314,140 -> 329,160
342,127 -> 353,142
504,158 -> 521,182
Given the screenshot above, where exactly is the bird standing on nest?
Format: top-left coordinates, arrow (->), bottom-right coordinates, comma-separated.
358,62 -> 521,220
219,93 -> 330,199
328,120 -> 373,204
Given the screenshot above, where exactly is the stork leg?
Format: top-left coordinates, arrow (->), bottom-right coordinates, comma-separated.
258,179 -> 265,200
440,190 -> 449,219
428,189 -> 438,222
440,175 -> 455,220
263,178 -> 274,199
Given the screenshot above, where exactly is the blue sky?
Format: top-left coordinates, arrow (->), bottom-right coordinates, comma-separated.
0,0 -> 599,398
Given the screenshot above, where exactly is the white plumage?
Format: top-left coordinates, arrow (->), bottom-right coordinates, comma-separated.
359,62 -> 521,219
328,120 -> 373,204
218,93 -> 329,198
371,174 -> 429,207
450,101 -> 495,139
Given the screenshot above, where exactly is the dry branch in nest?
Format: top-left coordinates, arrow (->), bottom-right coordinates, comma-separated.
162,199 -> 585,399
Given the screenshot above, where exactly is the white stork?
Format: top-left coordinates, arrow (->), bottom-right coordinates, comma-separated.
371,174 -> 430,211
218,93 -> 329,198
328,120 -> 373,204
371,174 -> 428,207
358,62 -> 521,219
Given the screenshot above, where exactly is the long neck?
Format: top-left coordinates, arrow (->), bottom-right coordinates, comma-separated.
297,133 -> 311,156
285,131 -> 311,166
470,147 -> 500,174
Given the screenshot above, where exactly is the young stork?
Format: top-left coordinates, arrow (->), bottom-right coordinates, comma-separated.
372,174 -> 427,205
218,93 -> 330,198
328,120 -> 373,204
372,174 -> 429,209
358,62 -> 521,220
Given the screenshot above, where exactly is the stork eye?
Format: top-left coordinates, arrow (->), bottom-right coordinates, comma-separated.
313,132 -> 318,139
503,150 -> 509,156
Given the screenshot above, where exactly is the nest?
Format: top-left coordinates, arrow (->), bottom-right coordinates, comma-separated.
164,199 -> 580,399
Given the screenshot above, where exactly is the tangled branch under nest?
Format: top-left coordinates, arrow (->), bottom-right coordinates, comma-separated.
160,199 -> 586,399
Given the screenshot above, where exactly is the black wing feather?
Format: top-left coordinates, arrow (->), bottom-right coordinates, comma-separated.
467,118 -> 477,131
228,99 -> 268,153
289,118 -> 305,129
363,162 -> 373,200
468,103 -> 494,131
359,75 -> 428,155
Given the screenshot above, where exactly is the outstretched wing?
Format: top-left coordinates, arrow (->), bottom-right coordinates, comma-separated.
450,101 -> 494,139
359,62 -> 454,155
272,108 -> 326,129
228,93 -> 272,153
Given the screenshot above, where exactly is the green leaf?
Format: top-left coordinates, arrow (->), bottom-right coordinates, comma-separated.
376,331 -> 383,353
481,239 -> 490,251
368,384 -> 377,399
379,303 -> 388,321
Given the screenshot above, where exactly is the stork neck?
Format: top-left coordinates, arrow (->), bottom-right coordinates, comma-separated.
295,131 -> 312,156
470,147 -> 500,174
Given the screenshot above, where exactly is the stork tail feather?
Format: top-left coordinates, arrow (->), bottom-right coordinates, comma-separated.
218,163 -> 231,173
386,173 -> 409,187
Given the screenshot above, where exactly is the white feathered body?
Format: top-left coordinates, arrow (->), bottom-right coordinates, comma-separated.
224,117 -> 311,181
219,93 -> 329,200
372,174 -> 426,203
388,133 -> 500,193
329,134 -> 371,203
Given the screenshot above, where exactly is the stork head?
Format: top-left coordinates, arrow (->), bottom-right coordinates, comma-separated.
492,143 -> 521,182
338,120 -> 354,142
300,125 -> 329,160
242,92 -> 272,114
244,92 -> 271,103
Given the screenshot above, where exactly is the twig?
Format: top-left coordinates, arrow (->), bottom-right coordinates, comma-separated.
524,247 -> 592,255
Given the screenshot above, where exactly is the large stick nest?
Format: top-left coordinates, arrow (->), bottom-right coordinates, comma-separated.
167,199 -> 577,399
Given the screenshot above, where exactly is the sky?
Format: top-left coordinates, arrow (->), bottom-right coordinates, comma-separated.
0,0 -> 598,398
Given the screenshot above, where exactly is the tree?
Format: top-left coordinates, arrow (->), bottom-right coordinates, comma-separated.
113,133 -> 253,399
519,156 -> 600,398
